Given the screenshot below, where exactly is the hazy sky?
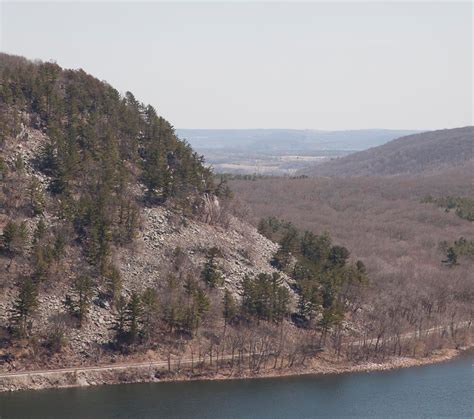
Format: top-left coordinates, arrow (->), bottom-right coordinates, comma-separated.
1,1 -> 472,130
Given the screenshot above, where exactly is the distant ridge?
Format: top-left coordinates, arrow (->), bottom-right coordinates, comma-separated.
300,126 -> 473,177
177,128 -> 419,152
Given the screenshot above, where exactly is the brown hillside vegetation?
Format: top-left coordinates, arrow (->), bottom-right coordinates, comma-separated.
231,167 -> 473,351
300,127 -> 473,177
231,167 -> 474,275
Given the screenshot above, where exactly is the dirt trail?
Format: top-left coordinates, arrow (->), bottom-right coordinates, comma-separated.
350,320 -> 471,347
0,356 -> 232,379
0,321 -> 470,380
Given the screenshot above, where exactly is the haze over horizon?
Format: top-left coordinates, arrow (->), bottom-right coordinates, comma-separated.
1,1 -> 472,131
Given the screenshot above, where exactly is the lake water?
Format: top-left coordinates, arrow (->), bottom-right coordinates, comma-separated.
1,350 -> 473,418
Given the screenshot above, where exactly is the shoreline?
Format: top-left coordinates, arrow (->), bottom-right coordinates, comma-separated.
1,344 -> 472,393
157,345 -> 473,384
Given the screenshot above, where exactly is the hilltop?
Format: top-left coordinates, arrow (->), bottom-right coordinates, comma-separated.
300,127 -> 473,177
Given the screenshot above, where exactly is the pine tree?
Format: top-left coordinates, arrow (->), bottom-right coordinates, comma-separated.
141,287 -> 159,344
14,154 -> 24,174
328,246 -> 350,268
127,292 -> 142,343
183,275 -> 199,335
32,243 -> 53,282
142,143 -> 171,202
241,272 -> 290,323
53,230 -> 66,261
444,247 -> 458,267
9,277 -> 38,338
201,247 -> 223,288
273,283 -> 290,322
115,195 -> 139,245
33,218 -> 47,244
67,275 -> 95,327
193,288 -> 210,331
2,220 -> 18,254
0,155 -> 7,179
17,222 -> 28,254
297,281 -> 321,321
112,295 -> 128,344
28,177 -> 45,216
300,231 -> 331,266
86,210 -> 111,274
105,264 -> 122,305
223,289 -> 237,327
2,220 -> 27,255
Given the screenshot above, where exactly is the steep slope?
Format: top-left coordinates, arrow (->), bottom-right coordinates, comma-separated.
0,177 -> 281,364
300,127 -> 473,177
0,53 -> 295,370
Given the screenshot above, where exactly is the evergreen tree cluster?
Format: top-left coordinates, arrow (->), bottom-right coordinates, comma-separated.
200,246 -> 223,288
241,272 -> 290,323
440,237 -> 474,266
113,288 -> 159,348
0,54 -> 215,274
1,219 -> 28,255
259,217 -> 367,330
161,273 -> 211,337
8,277 -> 38,338
422,195 -> 474,222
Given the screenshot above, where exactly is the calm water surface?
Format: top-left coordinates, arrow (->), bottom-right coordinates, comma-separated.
1,350 -> 473,418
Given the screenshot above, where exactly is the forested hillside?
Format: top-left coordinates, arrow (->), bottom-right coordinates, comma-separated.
0,54 -> 471,390
0,54 -> 368,384
231,167 -> 473,358
0,53 -> 281,369
301,127 -> 473,177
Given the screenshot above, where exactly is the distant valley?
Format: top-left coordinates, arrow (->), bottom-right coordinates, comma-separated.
177,128 -> 419,175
